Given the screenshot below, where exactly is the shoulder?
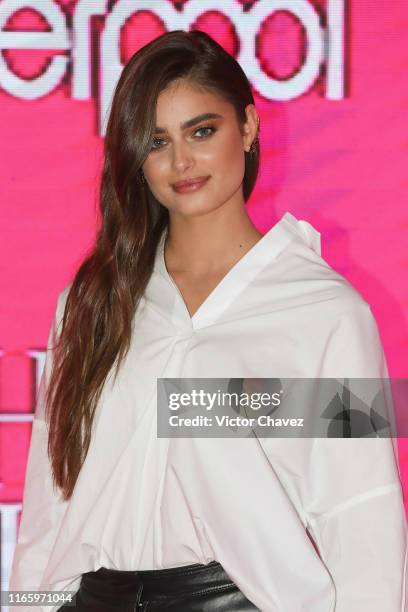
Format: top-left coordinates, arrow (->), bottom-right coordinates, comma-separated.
54,281 -> 73,332
57,282 -> 72,308
283,238 -> 386,376
270,215 -> 383,348
270,231 -> 371,322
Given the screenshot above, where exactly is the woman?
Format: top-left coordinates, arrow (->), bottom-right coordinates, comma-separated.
9,30 -> 406,611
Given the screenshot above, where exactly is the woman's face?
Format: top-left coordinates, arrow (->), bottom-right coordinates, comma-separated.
141,79 -> 258,218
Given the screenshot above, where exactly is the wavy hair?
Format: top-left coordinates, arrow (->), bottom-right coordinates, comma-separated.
45,29 -> 261,500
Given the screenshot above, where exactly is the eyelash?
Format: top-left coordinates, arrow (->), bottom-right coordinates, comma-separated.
151,125 -> 217,150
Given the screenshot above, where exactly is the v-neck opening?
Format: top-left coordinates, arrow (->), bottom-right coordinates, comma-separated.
155,211 -> 302,329
162,231 -> 265,321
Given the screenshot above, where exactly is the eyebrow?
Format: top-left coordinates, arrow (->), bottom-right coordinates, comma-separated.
154,112 -> 223,134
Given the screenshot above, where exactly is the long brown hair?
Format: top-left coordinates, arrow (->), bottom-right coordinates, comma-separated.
45,29 -> 261,500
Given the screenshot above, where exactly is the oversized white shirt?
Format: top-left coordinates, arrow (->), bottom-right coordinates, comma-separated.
9,211 -> 407,612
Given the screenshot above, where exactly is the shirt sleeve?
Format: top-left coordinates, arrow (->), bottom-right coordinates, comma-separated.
9,287 -> 70,594
257,297 -> 408,611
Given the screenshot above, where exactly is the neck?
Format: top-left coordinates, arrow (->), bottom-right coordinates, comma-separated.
164,196 -> 263,278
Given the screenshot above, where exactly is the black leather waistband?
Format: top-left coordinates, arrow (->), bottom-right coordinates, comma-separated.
66,560 -> 261,611
80,560 -> 229,602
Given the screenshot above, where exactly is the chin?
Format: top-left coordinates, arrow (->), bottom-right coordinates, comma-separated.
172,199 -> 220,217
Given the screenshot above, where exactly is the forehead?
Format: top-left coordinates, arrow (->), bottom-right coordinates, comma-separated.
155,79 -> 234,124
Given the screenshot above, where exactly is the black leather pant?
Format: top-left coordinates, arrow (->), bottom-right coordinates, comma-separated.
57,560 -> 259,611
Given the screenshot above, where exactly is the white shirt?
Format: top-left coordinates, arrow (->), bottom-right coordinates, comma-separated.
9,211 -> 407,612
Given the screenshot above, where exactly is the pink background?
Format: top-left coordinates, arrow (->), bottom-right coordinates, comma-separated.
1,0 -> 407,586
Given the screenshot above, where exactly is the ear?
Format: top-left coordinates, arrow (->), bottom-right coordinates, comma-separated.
242,104 -> 260,152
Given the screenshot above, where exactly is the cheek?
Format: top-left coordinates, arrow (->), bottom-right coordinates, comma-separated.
142,157 -> 167,183
211,132 -> 246,183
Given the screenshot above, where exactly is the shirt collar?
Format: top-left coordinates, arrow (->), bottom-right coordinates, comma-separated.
148,211 -> 321,330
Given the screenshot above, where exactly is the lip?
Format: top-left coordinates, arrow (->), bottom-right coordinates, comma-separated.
172,176 -> 210,193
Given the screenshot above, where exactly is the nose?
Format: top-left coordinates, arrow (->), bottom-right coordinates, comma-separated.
171,138 -> 194,173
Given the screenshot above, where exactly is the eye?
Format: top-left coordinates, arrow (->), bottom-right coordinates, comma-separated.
151,137 -> 166,151
150,125 -> 217,151
193,125 -> 217,139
